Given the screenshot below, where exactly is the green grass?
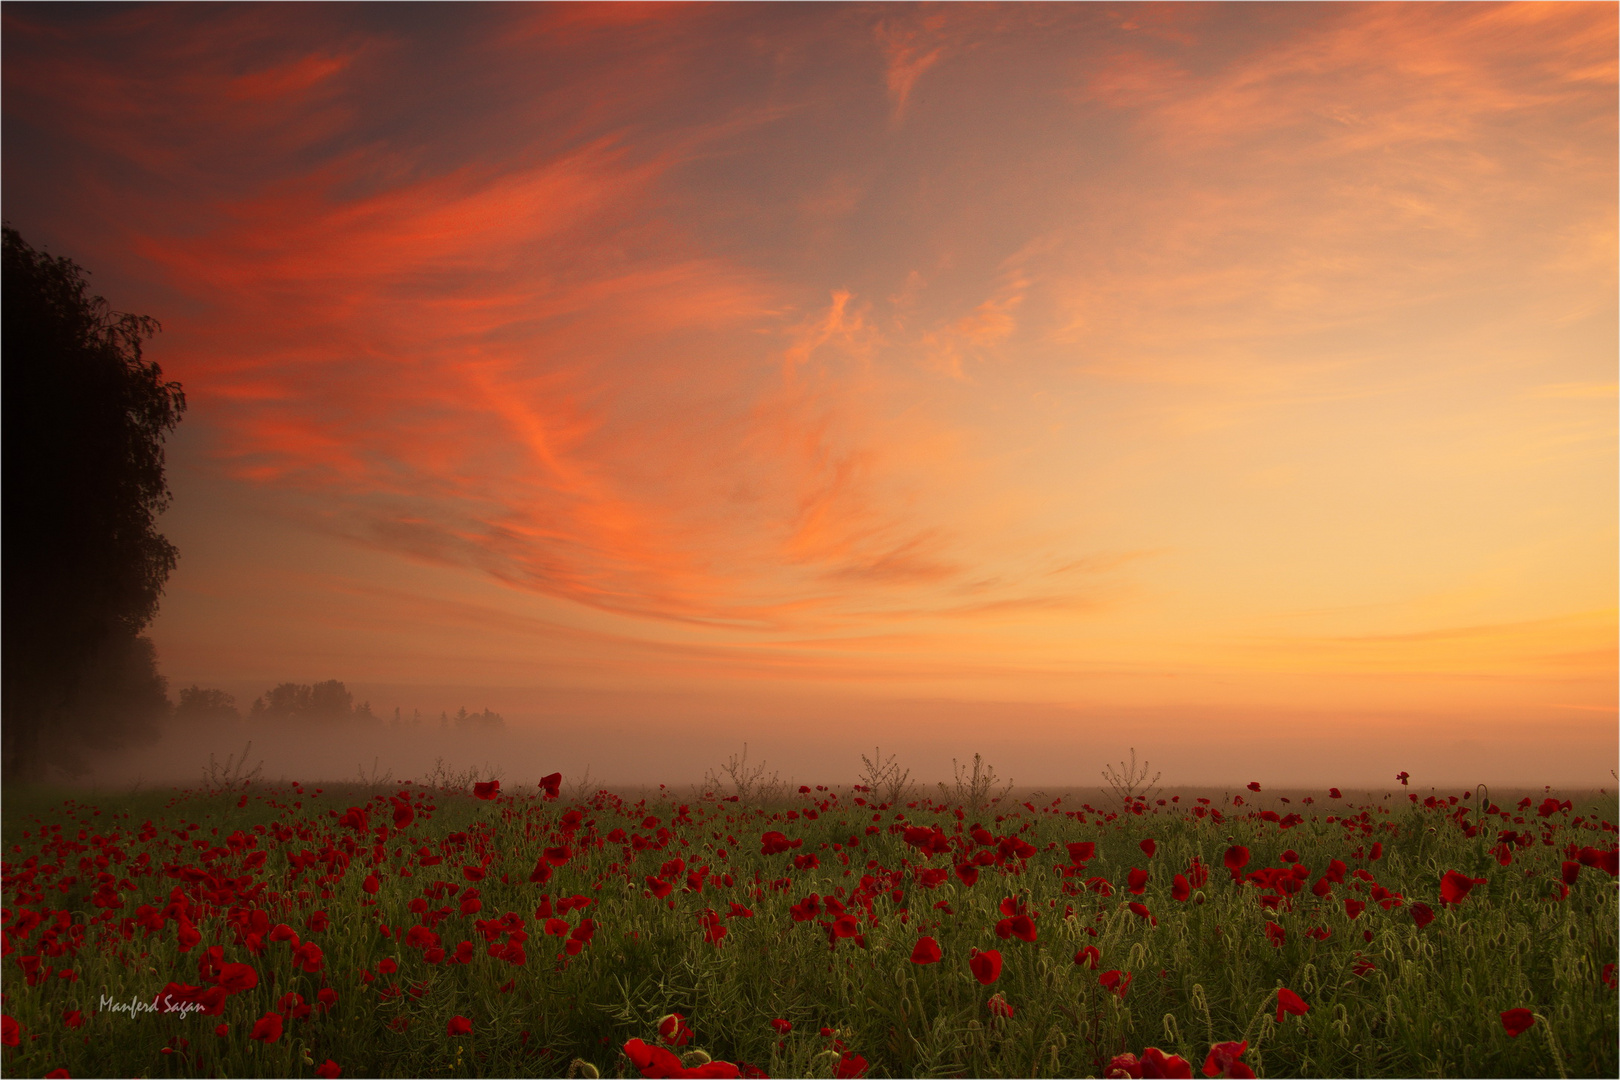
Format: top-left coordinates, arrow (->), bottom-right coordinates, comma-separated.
2,779 -> 1615,1078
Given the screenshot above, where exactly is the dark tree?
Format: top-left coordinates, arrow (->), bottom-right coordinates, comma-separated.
3,226 -> 186,781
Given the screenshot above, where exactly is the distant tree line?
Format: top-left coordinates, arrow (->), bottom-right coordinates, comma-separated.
175,681 -> 505,732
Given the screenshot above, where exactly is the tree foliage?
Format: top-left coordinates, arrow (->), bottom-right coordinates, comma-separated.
2,226 -> 185,780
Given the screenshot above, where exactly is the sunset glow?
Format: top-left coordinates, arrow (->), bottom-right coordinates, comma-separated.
5,3 -> 1614,784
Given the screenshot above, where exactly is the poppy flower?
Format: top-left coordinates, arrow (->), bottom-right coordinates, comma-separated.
1140,839 -> 1157,858
955,863 -> 980,886
538,773 -> 562,799
1275,988 -> 1308,1022
1561,861 -> 1580,886
835,1053 -> 868,1079
250,1013 -> 284,1043
447,1016 -> 473,1038
1601,963 -> 1617,990
363,874 -> 380,895
1500,1009 -> 1535,1038
1128,902 -> 1156,925
1128,868 -> 1150,894
1396,771 -> 1409,786
1140,1047 -> 1193,1078
986,993 -> 1015,1018
770,1019 -> 792,1035
969,948 -> 1003,984
1264,922 -> 1285,948
1344,899 -> 1365,920
472,781 -> 499,800
1328,788 -> 1342,799
2,1016 -> 19,1047
1223,846 -> 1250,879
995,914 -> 1038,942
1067,841 -> 1096,864
910,936 -> 942,964
1202,1041 -> 1252,1078
1099,970 -> 1133,999
1247,782 -> 1261,793
1075,945 -> 1101,969
1439,871 -> 1485,906
316,1062 -> 342,1079
217,963 -> 258,994
658,1013 -> 695,1047
1172,874 -> 1191,902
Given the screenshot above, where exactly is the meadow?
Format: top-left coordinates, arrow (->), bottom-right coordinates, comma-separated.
2,767 -> 1615,1079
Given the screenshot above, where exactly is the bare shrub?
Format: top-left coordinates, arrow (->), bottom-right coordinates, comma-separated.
202,742 -> 263,791
858,746 -> 914,806
703,743 -> 783,803
938,753 -> 1012,819
1102,747 -> 1161,809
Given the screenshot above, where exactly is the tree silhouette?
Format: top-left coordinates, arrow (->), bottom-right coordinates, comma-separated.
2,226 -> 185,781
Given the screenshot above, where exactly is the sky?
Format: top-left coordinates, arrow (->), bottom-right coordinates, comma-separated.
4,2 -> 1615,787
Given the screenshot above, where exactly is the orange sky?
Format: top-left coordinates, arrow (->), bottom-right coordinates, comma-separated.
5,3 -> 1614,786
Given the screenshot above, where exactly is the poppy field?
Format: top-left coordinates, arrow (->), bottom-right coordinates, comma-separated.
2,773 -> 1616,1079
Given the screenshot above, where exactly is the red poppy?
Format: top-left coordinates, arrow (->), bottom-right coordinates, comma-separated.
1128,867 -> 1150,894
910,936 -> 942,964
969,948 -> 1003,984
1067,841 -> 1097,864
538,773 -> 562,799
1439,871 -> 1485,906
1140,1047 -> 1193,1078
446,1016 -> 472,1038
1128,902 -> 1156,925
1561,861 -> 1580,886
1601,963 -> 1617,990
1202,1040 -> 1252,1078
363,874 -> 380,895
1223,846 -> 1250,879
1264,922 -> 1285,948
835,1053 -> 868,1079
1396,771 -> 1409,786
1247,782 -> 1261,793
1410,902 -> 1435,929
986,993 -> 1015,1018
658,1013 -> 695,1047
1075,945 -> 1101,969
1099,970 -> 1133,999
995,914 -> 1038,942
1140,839 -> 1157,858
316,1062 -> 342,1079
1172,874 -> 1191,902
2,1016 -> 19,1047
1500,1009 -> 1534,1038
1275,988 -> 1308,1022
250,1013 -> 284,1043
770,1018 -> 792,1035
217,963 -> 258,995
472,781 -> 499,800
955,863 -> 980,886
1344,899 -> 1365,920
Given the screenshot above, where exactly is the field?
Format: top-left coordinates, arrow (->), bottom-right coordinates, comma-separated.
2,773 -> 1616,1079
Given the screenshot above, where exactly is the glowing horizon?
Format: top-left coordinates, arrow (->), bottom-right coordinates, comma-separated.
4,3 -> 1614,785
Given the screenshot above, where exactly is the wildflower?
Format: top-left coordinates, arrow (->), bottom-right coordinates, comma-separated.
1439,871 -> 1485,906
986,994 -> 1015,1018
250,1013 -> 283,1043
910,937 -> 942,964
1410,902 -> 1435,929
539,773 -> 562,798
472,781 -> 499,800
1171,874 -> 1191,902
770,1019 -> 792,1035
316,1062 -> 342,1079
1074,945 -> 1100,969
1223,846 -> 1250,879
447,1016 -> 473,1038
658,1013 -> 694,1047
1202,1040 -> 1253,1078
1275,988 -> 1308,1022
1247,782 -> 1261,793
1099,970 -> 1133,998
1500,1009 -> 1535,1038
968,948 -> 1003,985
1139,839 -> 1157,858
